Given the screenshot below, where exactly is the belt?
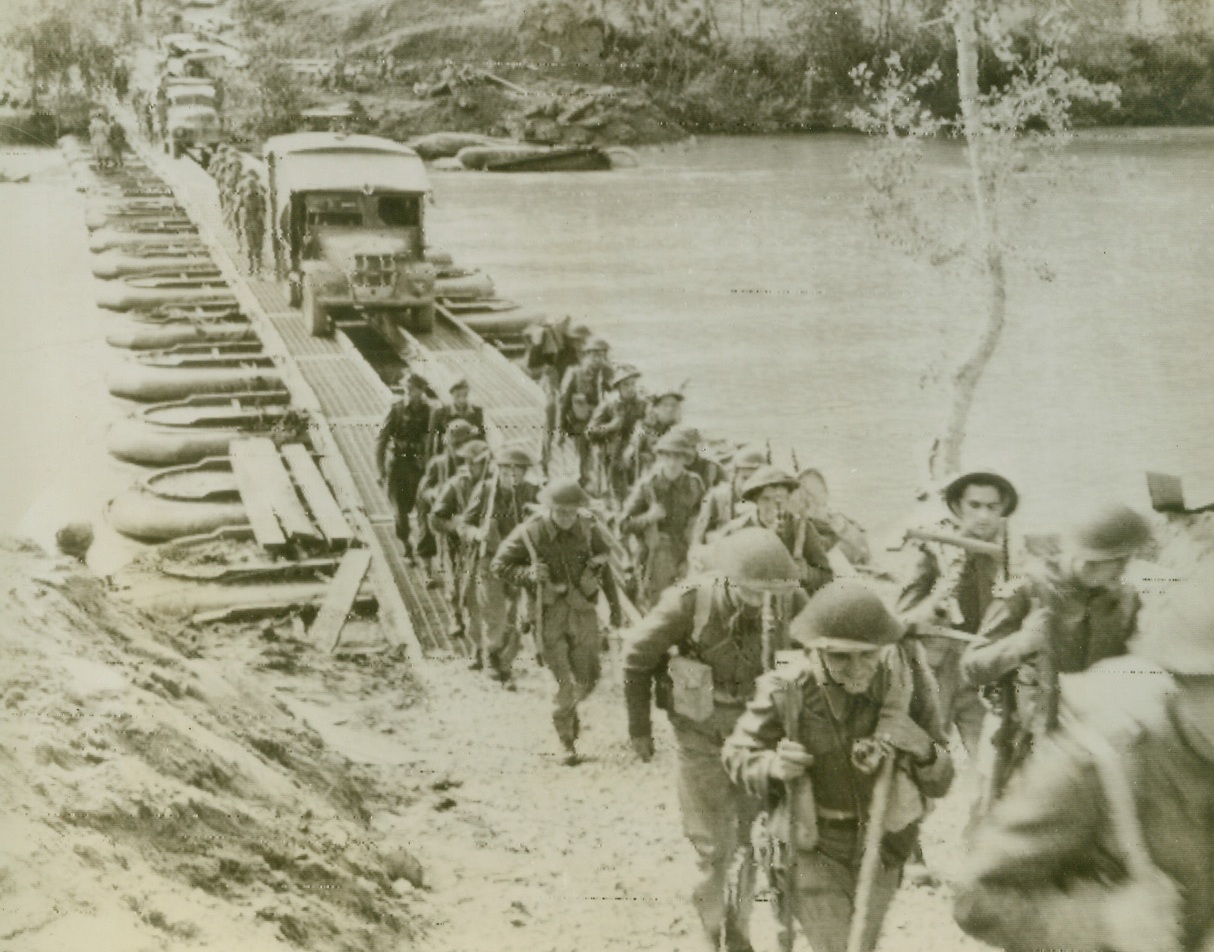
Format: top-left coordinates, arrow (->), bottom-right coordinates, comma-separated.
816,807 -> 859,827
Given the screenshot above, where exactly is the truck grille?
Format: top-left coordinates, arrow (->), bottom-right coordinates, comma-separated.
353,254 -> 398,288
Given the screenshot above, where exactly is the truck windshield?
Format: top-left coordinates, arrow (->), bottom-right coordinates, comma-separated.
304,192 -> 364,228
377,196 -> 420,228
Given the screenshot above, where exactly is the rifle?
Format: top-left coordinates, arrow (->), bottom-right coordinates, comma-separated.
476,472 -> 500,563
901,527 -> 1003,559
519,523 -> 546,666
847,753 -> 898,952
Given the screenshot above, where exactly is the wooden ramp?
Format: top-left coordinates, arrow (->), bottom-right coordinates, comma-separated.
230,437 -> 322,548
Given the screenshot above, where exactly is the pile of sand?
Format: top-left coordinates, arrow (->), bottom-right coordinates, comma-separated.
0,538 -> 426,951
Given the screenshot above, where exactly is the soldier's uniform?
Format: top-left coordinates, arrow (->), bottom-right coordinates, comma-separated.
669,425 -> 726,491
415,419 -> 476,579
954,575 -> 1214,952
723,582 -> 954,952
461,446 -> 541,685
586,364 -> 647,504
624,528 -> 808,952
375,376 -> 432,557
493,480 -> 621,761
427,378 -> 486,459
235,172 -> 266,274
689,445 -> 767,549
430,440 -> 491,650
557,338 -> 611,487
624,414 -> 676,488
962,502 -> 1151,797
621,431 -> 705,607
897,471 -> 1018,755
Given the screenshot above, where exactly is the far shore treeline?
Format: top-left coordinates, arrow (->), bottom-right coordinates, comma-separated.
5,0 -> 1214,145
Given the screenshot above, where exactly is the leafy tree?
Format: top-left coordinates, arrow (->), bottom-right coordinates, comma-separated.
848,0 -> 1118,480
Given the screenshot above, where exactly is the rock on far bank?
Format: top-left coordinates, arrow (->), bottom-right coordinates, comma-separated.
0,537 -> 428,952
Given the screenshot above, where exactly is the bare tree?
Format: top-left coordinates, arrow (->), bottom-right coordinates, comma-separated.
849,0 -> 1118,482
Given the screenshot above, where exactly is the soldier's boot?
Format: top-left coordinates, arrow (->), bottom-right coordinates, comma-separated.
467,648 -> 483,671
425,560 -> 442,589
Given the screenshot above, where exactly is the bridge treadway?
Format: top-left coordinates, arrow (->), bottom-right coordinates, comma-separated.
162,154 -> 575,657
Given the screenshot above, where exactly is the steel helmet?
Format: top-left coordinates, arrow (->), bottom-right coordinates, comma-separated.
444,418 -> 476,447
495,444 -> 534,468
541,478 -> 590,508
1064,502 -> 1152,561
456,439 -> 490,462
740,465 -> 799,502
942,470 -> 1019,517
790,580 -> 903,652
610,364 -> 641,388
654,429 -> 696,460
733,445 -> 768,473
707,527 -> 800,590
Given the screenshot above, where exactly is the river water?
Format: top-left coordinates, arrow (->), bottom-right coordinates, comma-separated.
1,132 -> 1211,567
427,130 -> 1214,538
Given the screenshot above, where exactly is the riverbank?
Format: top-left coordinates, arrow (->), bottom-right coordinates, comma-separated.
212,0 -> 1214,146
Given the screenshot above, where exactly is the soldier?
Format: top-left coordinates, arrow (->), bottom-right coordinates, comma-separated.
235,170 -> 266,274
690,444 -> 768,550
376,372 -> 432,560
557,337 -> 611,487
492,479 -> 622,765
670,424 -> 727,491
586,364 -> 646,505
954,572 -> 1214,952
720,466 -> 834,596
621,429 -> 706,608
792,467 -> 871,567
461,444 -> 541,688
431,439 -> 493,653
624,528 -> 808,952
622,384 -> 684,487
722,581 -> 955,952
427,378 -> 485,459
896,469 -> 1017,756
962,501 -> 1152,799
415,418 -> 477,587
218,152 -> 243,229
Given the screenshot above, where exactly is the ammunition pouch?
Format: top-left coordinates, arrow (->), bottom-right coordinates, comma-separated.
668,655 -> 715,722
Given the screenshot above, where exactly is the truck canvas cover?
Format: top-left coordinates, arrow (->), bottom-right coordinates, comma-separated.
265,134 -> 429,196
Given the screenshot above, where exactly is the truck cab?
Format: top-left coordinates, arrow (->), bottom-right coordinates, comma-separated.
159,77 -> 221,159
264,133 -> 436,339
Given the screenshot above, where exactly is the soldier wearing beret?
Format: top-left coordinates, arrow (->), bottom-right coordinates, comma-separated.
376,371 -> 433,560
427,378 -> 485,459
962,501 -> 1152,799
492,479 -> 622,764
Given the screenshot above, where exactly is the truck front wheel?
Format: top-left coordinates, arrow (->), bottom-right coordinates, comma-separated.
413,302 -> 435,334
303,282 -> 332,337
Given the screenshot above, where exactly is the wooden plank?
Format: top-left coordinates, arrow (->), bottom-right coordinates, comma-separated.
310,548 -> 373,652
241,437 -> 321,542
230,442 -> 287,549
281,443 -> 355,546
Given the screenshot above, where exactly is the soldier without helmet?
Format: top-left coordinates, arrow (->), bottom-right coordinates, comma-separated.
492,479 -> 622,765
376,371 -> 432,561
624,527 -> 809,952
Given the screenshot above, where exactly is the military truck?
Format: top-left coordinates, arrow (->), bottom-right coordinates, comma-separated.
158,77 -> 221,159
264,133 -> 436,339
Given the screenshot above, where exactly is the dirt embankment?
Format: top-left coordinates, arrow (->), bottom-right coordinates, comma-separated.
5,511 -> 1211,951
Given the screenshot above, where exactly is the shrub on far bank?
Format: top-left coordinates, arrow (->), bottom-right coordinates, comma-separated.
1073,31 -> 1214,125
